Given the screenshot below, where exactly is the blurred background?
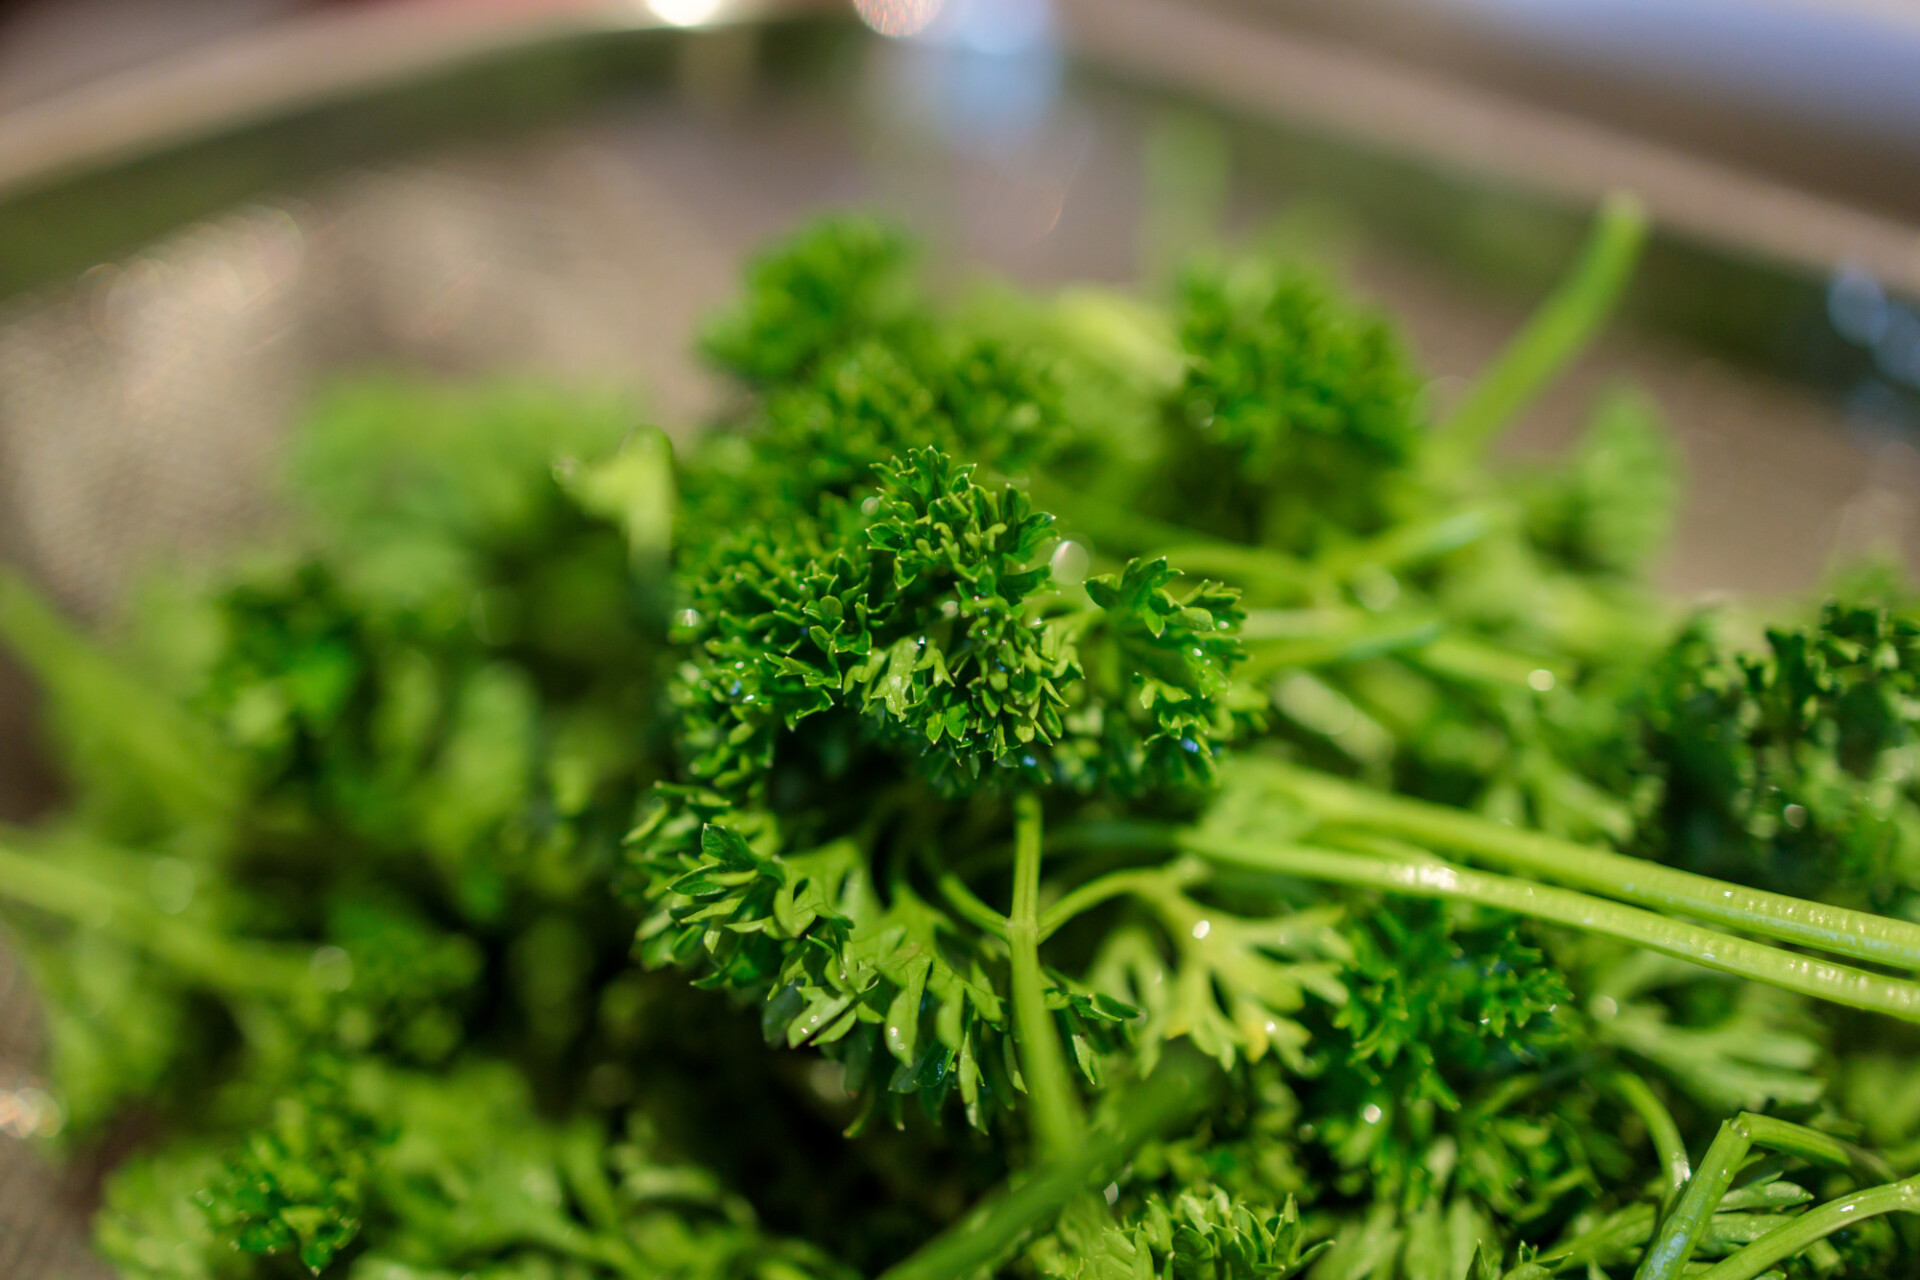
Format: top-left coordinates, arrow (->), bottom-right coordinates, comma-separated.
2,0 -> 1920,1274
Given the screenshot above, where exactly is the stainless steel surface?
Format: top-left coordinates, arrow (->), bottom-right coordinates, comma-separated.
0,0 -> 302,116
0,1 -> 827,198
1069,0 -> 1920,297
1217,0 -> 1920,225
0,7 -> 1916,1277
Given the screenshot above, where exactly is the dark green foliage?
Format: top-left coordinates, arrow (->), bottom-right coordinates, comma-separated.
1159,258 -> 1421,551
350,1063 -> 853,1280
701,216 -> 922,386
747,334 -> 1068,507
669,445 -> 1077,797
1282,904 -> 1596,1266
854,447 -> 1071,784
1074,558 -> 1257,794
1523,389 -> 1678,578
1630,603 -> 1920,913
199,1064 -> 388,1274
322,896 -> 481,1062
1326,903 -> 1569,1110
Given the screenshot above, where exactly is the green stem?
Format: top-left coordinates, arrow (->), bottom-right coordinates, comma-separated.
1158,543 -> 1313,595
1603,1072 -> 1691,1203
1237,608 -> 1558,690
1163,509 -> 1502,602
1434,192 -> 1649,463
1237,608 -> 1357,643
1634,1113 -> 1856,1280
932,867 -> 1009,939
1240,620 -> 1442,677
875,1045 -> 1218,1280
1028,478 -> 1203,559
0,566 -> 241,822
1045,819 -> 1182,857
1037,863 -> 1201,942
1541,1203 -> 1658,1271
1693,1177 -> 1920,1280
1407,633 -> 1562,690
1315,508 -> 1501,580
1178,834 -> 1920,1023
1249,759 -> 1920,972
1007,793 -> 1085,1164
0,841 -> 311,994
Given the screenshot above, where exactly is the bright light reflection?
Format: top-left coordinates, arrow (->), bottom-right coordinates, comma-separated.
647,0 -> 726,27
1829,265 -> 1889,346
930,0 -> 1051,55
854,0 -> 945,38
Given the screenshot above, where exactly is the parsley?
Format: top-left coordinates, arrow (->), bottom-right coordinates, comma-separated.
4,202 -> 1920,1280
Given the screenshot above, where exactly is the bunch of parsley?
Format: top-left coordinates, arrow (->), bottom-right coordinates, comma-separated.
4,202 -> 1920,1280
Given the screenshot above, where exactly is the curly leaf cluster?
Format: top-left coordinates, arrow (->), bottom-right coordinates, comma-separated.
745,334 -> 1067,510
198,1065 -> 389,1274
862,448 -> 1075,782
1523,389 -> 1677,577
1074,557 -> 1257,793
1160,259 -> 1421,550
1328,903 -> 1569,1110
1043,1189 -> 1329,1280
700,215 -> 922,386
324,896 -> 484,1063
1631,603 -> 1920,911
670,501 -> 871,793
673,445 -> 1246,799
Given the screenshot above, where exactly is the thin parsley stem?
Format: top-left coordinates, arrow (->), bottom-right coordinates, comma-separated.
1239,620 -> 1442,677
1177,834 -> 1920,1023
1037,862 -> 1202,942
1603,1072 -> 1691,1203
1634,1113 -> 1855,1280
1250,759 -> 1920,972
1409,632 -> 1563,689
1007,793 -> 1085,1164
875,1045 -> 1218,1280
1236,608 -> 1559,689
1045,819 -> 1182,857
1156,543 -> 1313,595
1316,508 -> 1500,580
1165,509 -> 1503,595
1692,1176 -> 1920,1280
0,566 -> 241,822
1433,192 -> 1649,463
1028,478 -> 1201,559
0,840 -> 312,994
932,867 -> 1009,939
1543,1204 -> 1658,1271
